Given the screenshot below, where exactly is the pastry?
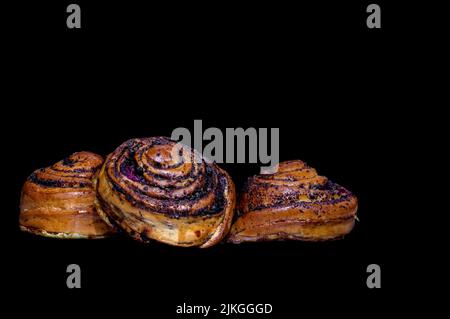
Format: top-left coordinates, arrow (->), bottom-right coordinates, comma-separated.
228,160 -> 358,243
94,137 -> 236,248
20,152 -> 116,238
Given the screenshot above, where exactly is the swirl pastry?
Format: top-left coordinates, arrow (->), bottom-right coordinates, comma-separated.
20,152 -> 116,238
228,160 -> 358,243
94,137 -> 236,248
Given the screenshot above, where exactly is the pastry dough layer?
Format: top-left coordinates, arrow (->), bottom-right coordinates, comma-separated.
95,137 -> 235,248
229,160 -> 358,243
20,152 -> 115,238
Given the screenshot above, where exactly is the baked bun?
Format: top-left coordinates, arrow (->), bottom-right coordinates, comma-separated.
20,152 -> 116,238
228,160 -> 357,243
94,137 -> 236,248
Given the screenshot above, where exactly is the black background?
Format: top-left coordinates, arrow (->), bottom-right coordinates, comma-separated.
3,1 -> 434,318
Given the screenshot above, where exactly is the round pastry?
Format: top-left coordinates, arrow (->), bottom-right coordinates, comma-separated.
228,160 -> 358,243
20,152 -> 116,238
94,137 -> 236,248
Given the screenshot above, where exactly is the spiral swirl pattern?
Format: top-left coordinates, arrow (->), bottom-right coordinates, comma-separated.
228,160 -> 357,243
95,137 -> 235,247
29,152 -> 104,188
20,152 -> 115,238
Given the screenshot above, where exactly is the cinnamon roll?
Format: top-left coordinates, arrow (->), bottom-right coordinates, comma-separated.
94,137 -> 236,248
20,152 -> 116,238
228,160 -> 358,243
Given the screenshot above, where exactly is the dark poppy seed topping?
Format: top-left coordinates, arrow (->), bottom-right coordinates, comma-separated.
102,137 -> 227,218
27,152 -> 104,189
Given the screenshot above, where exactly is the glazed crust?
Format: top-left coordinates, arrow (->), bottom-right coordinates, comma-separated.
94,137 -> 236,248
228,160 -> 358,243
20,152 -> 116,238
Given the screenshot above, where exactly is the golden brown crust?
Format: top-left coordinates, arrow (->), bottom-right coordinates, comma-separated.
20,152 -> 116,238
94,137 -> 236,248
228,160 -> 358,243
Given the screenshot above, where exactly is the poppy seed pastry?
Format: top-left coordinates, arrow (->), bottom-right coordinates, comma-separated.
228,160 -> 358,243
20,152 -> 116,238
94,137 -> 236,248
